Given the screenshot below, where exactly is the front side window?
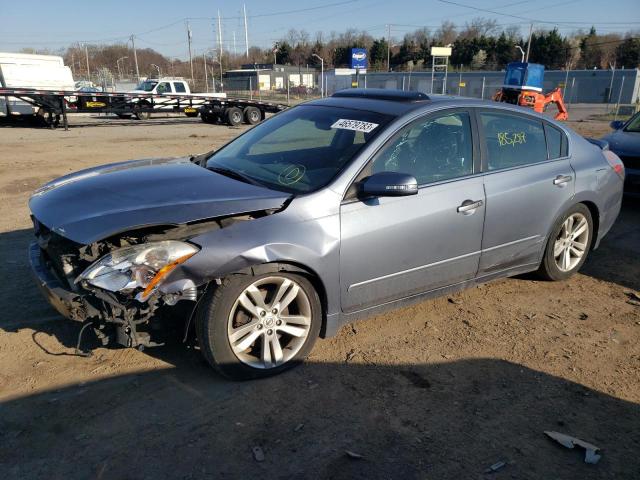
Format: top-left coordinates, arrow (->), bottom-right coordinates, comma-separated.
369,111 -> 474,185
480,112 -> 547,170
623,111 -> 640,132
207,105 -> 393,193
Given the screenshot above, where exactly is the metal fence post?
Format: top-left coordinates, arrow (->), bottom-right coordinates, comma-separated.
287,77 -> 290,105
614,75 -> 626,121
569,77 -> 576,107
481,77 -> 485,99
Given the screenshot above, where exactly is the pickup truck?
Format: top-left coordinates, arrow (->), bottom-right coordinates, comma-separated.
126,77 -> 226,119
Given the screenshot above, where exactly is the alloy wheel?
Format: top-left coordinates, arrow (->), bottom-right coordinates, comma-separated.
227,276 -> 312,369
553,213 -> 589,272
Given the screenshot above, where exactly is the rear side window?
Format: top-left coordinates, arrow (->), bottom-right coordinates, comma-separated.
480,112 -> 547,170
174,82 -> 187,93
157,82 -> 172,93
545,123 -> 567,159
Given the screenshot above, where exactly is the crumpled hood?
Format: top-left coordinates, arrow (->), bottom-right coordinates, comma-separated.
29,157 -> 290,244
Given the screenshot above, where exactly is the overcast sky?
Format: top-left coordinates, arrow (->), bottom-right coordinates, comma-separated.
1,0 -> 639,58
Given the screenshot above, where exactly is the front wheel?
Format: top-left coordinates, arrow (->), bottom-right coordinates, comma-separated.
537,204 -> 593,281
196,272 -> 321,380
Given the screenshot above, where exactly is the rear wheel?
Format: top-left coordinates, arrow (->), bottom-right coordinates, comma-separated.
243,106 -> 262,125
225,107 -> 243,126
537,204 -> 593,281
196,272 -> 321,380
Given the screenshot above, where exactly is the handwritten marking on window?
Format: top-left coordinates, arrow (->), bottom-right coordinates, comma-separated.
497,132 -> 526,147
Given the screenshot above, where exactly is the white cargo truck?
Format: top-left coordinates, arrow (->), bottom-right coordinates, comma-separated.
0,53 -> 75,116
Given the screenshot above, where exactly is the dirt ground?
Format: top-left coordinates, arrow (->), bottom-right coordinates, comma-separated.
0,114 -> 639,479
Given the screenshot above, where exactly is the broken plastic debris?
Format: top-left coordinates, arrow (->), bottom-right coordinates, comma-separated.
345,450 -> 363,460
544,431 -> 601,464
252,446 -> 265,462
484,461 -> 506,473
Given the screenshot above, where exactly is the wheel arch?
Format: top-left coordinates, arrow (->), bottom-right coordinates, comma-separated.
579,200 -> 600,250
216,261 -> 330,338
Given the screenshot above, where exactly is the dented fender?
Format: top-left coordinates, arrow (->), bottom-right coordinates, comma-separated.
164,189 -> 343,315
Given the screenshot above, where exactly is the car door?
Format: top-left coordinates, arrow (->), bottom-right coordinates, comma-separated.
477,109 -> 573,276
339,109 -> 485,313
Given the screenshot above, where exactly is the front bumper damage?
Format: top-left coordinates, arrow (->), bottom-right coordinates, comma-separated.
29,241 -> 191,350
29,242 -> 100,322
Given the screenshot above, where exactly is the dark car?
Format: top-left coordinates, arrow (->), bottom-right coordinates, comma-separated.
602,111 -> 640,195
29,89 -> 624,380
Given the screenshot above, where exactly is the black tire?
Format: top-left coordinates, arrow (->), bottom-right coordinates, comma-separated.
134,101 -> 151,120
537,203 -> 593,281
243,106 -> 262,125
201,112 -> 219,124
196,272 -> 322,380
225,107 -> 243,126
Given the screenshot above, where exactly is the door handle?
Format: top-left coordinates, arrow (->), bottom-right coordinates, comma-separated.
457,199 -> 483,213
553,174 -> 572,186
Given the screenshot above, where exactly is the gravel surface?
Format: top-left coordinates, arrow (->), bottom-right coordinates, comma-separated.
0,114 -> 639,479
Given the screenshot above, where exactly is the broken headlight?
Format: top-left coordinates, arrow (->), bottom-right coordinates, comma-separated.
76,241 -> 198,302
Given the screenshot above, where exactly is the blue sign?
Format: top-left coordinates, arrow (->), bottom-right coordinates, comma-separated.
350,48 -> 368,69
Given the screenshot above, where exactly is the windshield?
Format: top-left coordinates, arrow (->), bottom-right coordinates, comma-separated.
624,112 -> 640,133
206,105 -> 394,193
135,80 -> 157,92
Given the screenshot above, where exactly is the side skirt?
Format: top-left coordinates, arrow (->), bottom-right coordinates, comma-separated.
322,262 -> 540,337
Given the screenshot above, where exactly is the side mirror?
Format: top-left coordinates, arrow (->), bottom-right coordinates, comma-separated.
610,120 -> 624,130
359,171 -> 418,198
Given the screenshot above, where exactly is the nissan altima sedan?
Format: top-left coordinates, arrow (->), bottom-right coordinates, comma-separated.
29,89 -> 624,380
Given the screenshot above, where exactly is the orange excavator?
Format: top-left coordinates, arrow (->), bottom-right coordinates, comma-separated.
493,62 -> 568,121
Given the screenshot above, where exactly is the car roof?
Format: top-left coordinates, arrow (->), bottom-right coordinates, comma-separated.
304,89 -> 567,128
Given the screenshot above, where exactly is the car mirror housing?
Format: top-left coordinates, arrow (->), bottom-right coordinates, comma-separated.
359,171 -> 418,198
610,120 -> 624,130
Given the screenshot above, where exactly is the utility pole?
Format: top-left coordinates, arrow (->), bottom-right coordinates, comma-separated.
243,3 -> 250,58
217,10 -> 223,58
187,21 -> 194,85
233,31 -> 237,57
203,53 -> 209,93
386,24 -> 391,72
313,53 -> 324,97
217,10 -> 224,88
84,44 -> 90,81
130,35 -> 140,81
525,23 -> 533,62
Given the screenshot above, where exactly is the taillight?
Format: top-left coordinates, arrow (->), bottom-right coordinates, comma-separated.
604,150 -> 625,180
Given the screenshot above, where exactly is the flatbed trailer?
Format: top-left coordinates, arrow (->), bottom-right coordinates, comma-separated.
0,87 -> 287,130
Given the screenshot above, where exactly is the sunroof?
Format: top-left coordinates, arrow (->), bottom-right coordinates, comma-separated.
332,88 -> 429,102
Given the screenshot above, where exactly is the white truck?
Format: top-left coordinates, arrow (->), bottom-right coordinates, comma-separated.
0,53 -> 74,116
127,77 -> 225,119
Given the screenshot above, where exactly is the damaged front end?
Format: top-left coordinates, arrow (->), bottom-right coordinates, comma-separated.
29,212 -> 271,351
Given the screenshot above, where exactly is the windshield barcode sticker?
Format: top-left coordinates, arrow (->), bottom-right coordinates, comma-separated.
331,119 -> 379,133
